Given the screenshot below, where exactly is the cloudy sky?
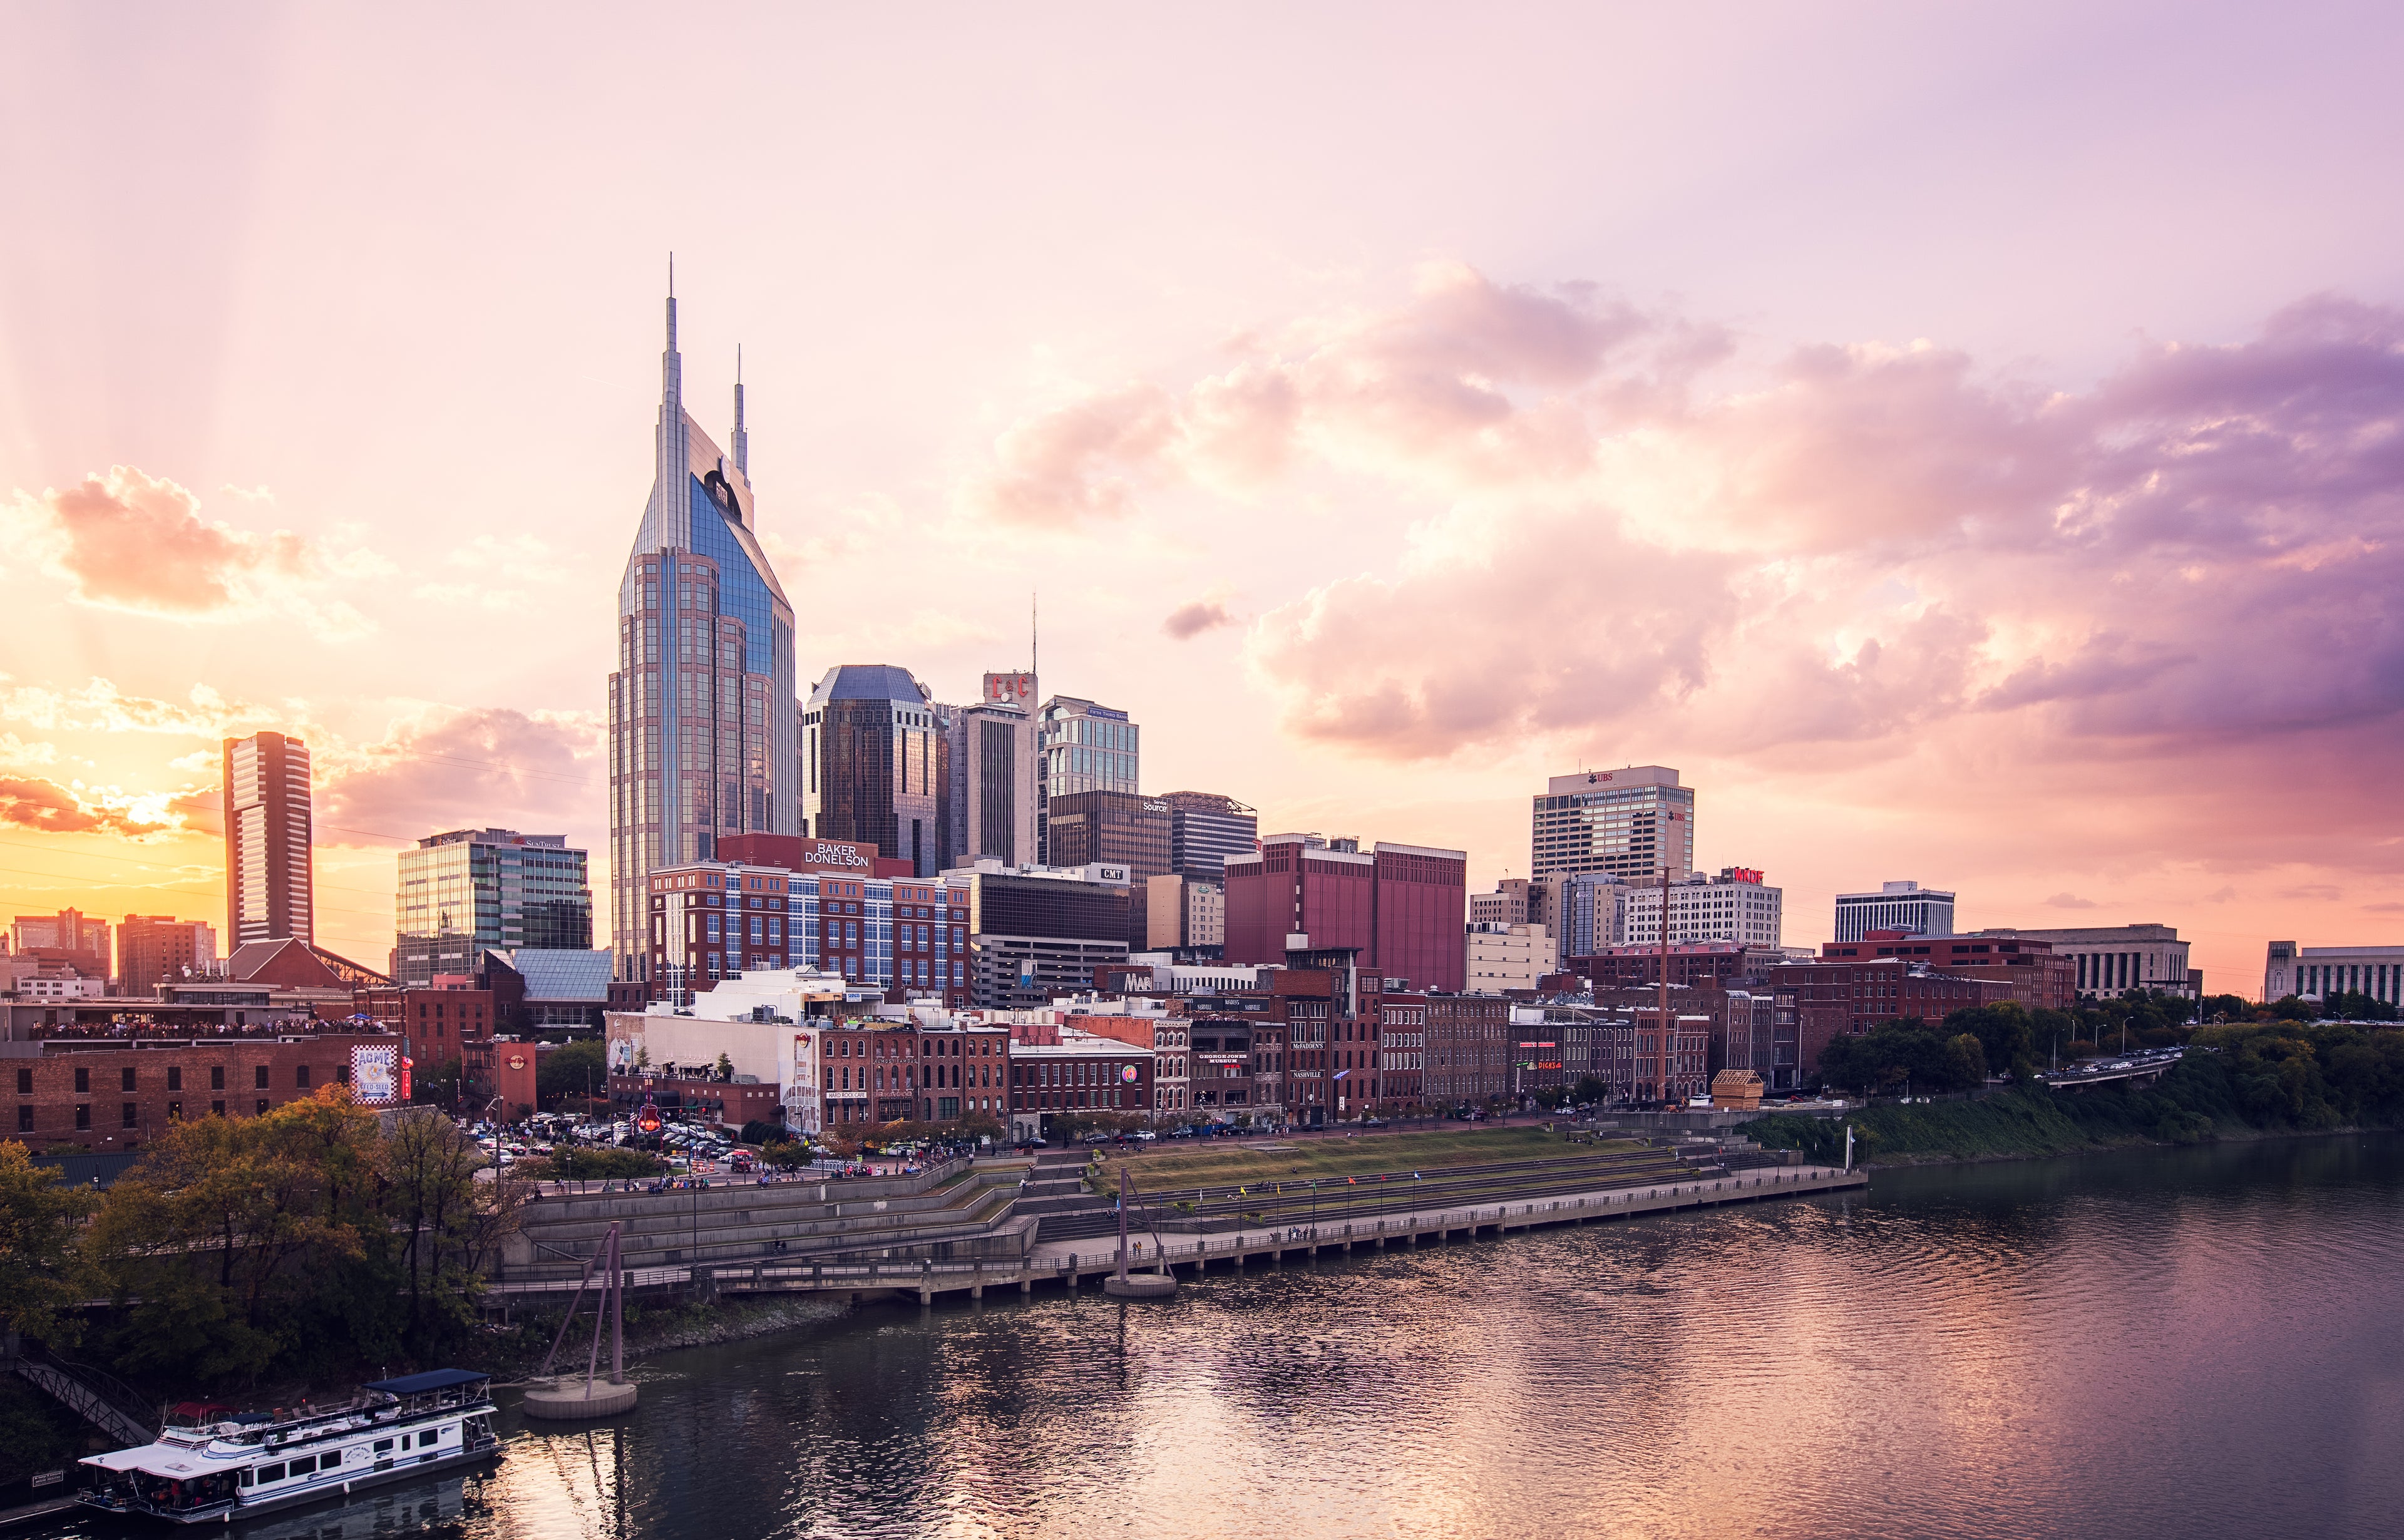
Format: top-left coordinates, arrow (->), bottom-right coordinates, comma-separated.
4,3 -> 2401,993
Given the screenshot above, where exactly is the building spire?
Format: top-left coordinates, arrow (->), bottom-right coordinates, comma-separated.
732,344 -> 748,478
661,255 -> 682,410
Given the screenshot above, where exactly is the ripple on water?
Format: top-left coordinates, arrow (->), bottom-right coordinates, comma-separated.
45,1135 -> 2381,1540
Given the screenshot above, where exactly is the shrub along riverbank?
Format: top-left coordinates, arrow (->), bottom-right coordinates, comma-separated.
1749,1020 -> 2404,1166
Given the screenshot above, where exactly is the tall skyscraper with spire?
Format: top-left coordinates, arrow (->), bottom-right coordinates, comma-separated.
608,279 -> 797,982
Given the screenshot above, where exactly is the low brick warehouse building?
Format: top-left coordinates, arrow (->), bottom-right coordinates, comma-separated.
4,1034 -> 399,1152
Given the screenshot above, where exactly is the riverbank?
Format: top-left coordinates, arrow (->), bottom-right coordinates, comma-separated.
1745,1062 -> 2401,1169
488,1290 -> 851,1381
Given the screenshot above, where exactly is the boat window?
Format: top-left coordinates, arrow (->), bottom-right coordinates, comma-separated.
256,1463 -> 285,1482
237,1469 -> 254,1487
288,1455 -> 316,1476
419,1430 -> 439,1447
374,1439 -> 393,1454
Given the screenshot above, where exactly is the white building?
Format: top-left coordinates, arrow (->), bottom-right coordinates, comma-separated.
604,967 -> 869,1132
1834,881 -> 1955,943
1980,924 -> 2195,1000
2263,942 -> 2403,1007
1115,955 -> 1271,994
1622,869 -> 1783,948
1531,766 -> 1694,883
1467,923 -> 1551,993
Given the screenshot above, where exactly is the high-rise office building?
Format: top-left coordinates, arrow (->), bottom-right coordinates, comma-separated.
607,289 -> 798,981
393,829 -> 592,987
1044,791 -> 1171,880
116,915 -> 216,992
1530,766 -> 1693,883
1161,791 -> 1258,883
803,665 -> 948,878
223,731 -> 314,946
940,694 -> 1036,868
1834,880 -> 1956,942
1035,696 -> 1138,863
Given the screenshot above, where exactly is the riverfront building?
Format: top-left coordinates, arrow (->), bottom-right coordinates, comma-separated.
2263,941 -> 2404,1007
223,731 -> 314,947
608,290 -> 799,983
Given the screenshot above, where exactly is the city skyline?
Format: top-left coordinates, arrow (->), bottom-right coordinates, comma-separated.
6,7 -> 2403,996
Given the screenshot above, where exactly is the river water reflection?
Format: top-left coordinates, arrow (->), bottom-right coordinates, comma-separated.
51,1134 -> 2404,1539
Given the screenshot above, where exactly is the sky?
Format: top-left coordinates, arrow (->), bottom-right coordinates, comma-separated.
3,2 -> 2401,997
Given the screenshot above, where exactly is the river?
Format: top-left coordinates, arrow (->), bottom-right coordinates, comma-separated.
42,1133 -> 2404,1539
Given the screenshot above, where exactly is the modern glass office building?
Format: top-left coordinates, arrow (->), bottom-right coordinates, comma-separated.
608,289 -> 798,981
802,664 -> 948,878
1035,696 -> 1139,863
394,828 -> 592,986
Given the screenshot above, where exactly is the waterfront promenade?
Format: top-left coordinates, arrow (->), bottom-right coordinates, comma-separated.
485,1161 -> 1864,1306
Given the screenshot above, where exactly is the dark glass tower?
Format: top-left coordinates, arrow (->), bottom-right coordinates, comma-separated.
609,288 -> 797,981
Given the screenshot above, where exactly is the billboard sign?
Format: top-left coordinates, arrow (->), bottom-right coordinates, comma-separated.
351,1043 -> 400,1106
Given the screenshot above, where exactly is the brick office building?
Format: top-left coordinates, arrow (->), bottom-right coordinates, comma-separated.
1223,834 -> 1467,993
1593,1011 -> 1713,1104
6,1033 -> 398,1152
1563,943 -> 1785,992
1424,992 -> 1512,1106
1770,958 -> 2015,1080
1819,932 -> 2075,1013
1005,1027 -> 1154,1137
1372,990 -> 1427,1109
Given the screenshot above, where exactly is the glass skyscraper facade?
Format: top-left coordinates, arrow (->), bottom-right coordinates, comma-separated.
802,664 -> 948,877
609,290 -> 798,980
394,828 -> 592,986
1035,696 -> 1138,863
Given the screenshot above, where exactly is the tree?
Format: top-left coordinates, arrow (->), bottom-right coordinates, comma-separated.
714,1051 -> 736,1082
1945,1034 -> 1989,1091
0,1139 -> 95,1345
382,1108 -> 524,1350
538,1039 -> 608,1107
1944,1003 -> 2035,1079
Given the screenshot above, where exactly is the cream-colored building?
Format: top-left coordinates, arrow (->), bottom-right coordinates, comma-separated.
1146,874 -> 1225,951
1466,922 -> 1551,993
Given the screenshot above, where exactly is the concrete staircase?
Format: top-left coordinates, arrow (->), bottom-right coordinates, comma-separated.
496,1159 -> 1039,1286
1104,1144 -> 1708,1238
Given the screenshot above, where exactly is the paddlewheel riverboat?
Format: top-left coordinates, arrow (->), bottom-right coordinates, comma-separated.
78,1369 -> 499,1524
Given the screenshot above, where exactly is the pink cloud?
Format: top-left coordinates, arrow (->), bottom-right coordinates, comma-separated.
319,706 -> 602,843
18,466 -> 312,614
0,776 -> 177,837
1163,599 -> 1234,640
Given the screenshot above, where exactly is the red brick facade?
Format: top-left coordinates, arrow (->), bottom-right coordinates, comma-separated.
6,1034 -> 395,1152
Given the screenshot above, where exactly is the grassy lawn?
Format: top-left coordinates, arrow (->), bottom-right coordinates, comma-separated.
1087,1126 -> 1642,1195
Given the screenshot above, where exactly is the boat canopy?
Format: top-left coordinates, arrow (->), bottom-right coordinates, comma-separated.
83,1443 -> 212,1476
362,1368 -> 490,1395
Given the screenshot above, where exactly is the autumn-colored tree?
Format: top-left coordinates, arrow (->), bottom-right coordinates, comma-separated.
0,1139 -> 95,1345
